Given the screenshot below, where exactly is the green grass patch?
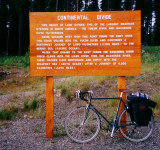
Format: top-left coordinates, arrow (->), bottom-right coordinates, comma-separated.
29,97 -> 38,110
61,87 -> 67,95
34,107 -> 45,119
0,105 -> 18,120
54,126 -> 67,137
65,90 -> 72,100
24,99 -> 29,110
0,93 -> 5,95
141,46 -> 160,64
151,92 -> 160,116
141,46 -> 160,73
61,87 -> 72,100
141,63 -> 160,73
0,109 -> 12,120
23,97 -> 38,110
0,51 -> 30,68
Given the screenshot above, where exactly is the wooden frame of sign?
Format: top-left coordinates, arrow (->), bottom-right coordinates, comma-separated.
29,11 -> 141,138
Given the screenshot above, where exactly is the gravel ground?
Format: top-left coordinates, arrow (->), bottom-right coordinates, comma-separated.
0,88 -> 160,150
0,115 -> 160,150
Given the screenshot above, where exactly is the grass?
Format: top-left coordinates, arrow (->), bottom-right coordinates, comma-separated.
29,97 -> 38,110
55,76 -> 114,100
0,105 -> 18,120
0,109 -> 12,120
61,87 -> 67,95
0,51 -> 30,68
34,107 -> 45,119
54,125 -> 67,137
141,46 -> 160,63
0,92 -> 5,95
23,97 -> 38,111
150,91 -> 160,116
65,90 -> 72,100
0,96 -> 39,121
0,46 -> 159,124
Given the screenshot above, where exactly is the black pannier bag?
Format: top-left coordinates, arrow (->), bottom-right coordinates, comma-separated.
127,92 -> 156,126
138,102 -> 150,126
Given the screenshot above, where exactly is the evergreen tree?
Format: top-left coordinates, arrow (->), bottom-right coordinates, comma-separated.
110,0 -> 122,10
153,0 -> 160,45
78,0 -> 84,11
0,0 -> 9,56
89,0 -> 99,11
135,0 -> 153,46
101,0 -> 109,11
0,0 -> 160,56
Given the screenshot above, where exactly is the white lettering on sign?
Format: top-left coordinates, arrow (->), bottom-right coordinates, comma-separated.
97,15 -> 111,20
57,15 -> 89,20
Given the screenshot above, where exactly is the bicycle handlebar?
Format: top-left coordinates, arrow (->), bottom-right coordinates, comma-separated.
76,90 -> 93,102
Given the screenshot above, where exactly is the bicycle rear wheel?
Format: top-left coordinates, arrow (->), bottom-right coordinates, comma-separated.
118,108 -> 154,142
65,106 -> 100,143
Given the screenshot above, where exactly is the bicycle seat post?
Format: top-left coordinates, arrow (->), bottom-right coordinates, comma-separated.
120,92 -> 123,98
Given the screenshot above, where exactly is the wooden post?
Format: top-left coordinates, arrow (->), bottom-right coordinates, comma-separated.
46,76 -> 54,138
118,76 -> 126,137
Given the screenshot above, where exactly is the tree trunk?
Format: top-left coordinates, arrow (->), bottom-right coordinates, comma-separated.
30,0 -> 33,12
56,0 -> 58,12
18,0 -> 22,56
108,0 -> 109,10
67,0 -> 68,11
6,26 -> 10,57
77,0 -> 79,11
0,0 -> 1,12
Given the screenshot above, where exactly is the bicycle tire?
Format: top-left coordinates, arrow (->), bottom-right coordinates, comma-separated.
118,108 -> 154,142
65,106 -> 100,143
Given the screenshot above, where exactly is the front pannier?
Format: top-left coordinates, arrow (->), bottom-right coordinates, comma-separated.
127,92 -> 156,126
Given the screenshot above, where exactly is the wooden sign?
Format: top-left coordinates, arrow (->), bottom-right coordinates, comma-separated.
30,11 -> 141,76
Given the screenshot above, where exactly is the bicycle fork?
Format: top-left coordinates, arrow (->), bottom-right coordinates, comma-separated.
81,104 -> 90,126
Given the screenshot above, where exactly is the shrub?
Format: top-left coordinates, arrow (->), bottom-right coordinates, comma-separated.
0,105 -> 19,120
8,105 -> 18,114
0,109 -> 11,120
23,50 -> 30,68
61,87 -> 67,95
29,97 -> 38,110
66,90 -> 72,100
24,97 -> 38,110
24,99 -> 29,110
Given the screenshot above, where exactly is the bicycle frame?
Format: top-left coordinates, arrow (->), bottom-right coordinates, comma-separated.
83,93 -> 126,130
66,90 -> 155,143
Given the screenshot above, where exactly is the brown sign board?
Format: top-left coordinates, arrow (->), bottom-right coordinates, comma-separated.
29,11 -> 141,76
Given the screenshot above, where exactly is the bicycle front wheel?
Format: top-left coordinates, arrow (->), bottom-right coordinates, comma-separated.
118,108 -> 154,142
65,106 -> 100,143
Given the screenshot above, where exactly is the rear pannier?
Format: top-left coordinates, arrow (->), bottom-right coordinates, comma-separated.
127,92 -> 156,126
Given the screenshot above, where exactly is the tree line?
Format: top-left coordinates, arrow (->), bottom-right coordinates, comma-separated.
0,0 -> 160,56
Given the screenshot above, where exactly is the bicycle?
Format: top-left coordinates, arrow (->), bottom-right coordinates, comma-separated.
64,89 -> 154,143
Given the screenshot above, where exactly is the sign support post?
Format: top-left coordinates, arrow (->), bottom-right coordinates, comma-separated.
46,76 -> 54,138
118,76 -> 126,137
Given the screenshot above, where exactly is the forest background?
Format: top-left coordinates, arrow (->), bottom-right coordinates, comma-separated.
0,0 -> 160,57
